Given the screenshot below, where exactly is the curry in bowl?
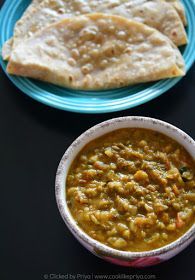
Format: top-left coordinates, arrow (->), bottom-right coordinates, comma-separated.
66,128 -> 195,252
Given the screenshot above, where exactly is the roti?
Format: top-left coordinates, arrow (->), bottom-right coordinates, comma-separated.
7,14 -> 185,90
2,0 -> 42,60
164,0 -> 187,25
2,0 -> 187,61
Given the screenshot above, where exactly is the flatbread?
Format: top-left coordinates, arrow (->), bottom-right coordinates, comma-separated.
2,0 -> 42,60
95,0 -> 187,45
2,39 -> 13,61
164,0 -> 187,25
7,14 -> 185,90
32,0 -> 186,25
2,0 -> 187,61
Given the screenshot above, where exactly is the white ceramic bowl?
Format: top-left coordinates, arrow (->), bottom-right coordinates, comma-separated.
55,117 -> 195,267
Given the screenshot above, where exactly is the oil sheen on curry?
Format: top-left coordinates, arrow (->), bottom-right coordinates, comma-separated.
66,129 -> 195,252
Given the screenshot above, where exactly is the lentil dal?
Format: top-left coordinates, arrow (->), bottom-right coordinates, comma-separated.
66,128 -> 195,251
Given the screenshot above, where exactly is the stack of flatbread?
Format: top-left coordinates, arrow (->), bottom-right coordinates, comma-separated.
2,0 -> 187,90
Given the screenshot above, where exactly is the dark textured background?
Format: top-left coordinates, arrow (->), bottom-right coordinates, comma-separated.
0,1 -> 194,279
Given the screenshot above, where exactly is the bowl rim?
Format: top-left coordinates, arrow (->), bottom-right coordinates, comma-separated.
55,116 -> 195,260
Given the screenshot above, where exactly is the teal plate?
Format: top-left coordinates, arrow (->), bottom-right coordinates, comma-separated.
0,0 -> 195,114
